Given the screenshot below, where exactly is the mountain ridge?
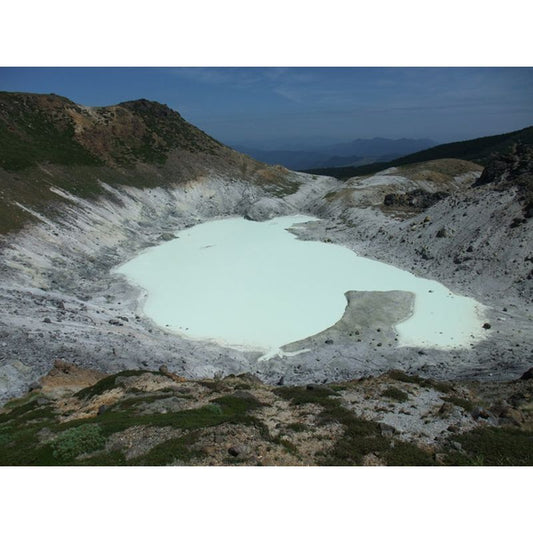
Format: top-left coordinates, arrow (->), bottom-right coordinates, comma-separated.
233,137 -> 435,170
0,91 -> 292,233
306,125 -> 533,178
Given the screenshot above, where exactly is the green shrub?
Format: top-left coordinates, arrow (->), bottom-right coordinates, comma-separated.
442,396 -> 474,412
382,387 -> 409,402
385,442 -> 435,466
448,427 -> 533,466
52,424 -> 106,462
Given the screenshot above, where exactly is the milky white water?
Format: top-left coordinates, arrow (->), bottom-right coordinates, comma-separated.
115,215 -> 487,354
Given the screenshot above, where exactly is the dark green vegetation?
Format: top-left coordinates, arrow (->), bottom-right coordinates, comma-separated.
274,385 -> 434,466
382,386 -> 409,402
51,424 -> 106,461
442,395 -> 475,412
0,94 -> 101,171
74,369 -> 164,400
0,384 -> 264,466
445,427 -> 533,466
306,126 -> 533,179
0,92 -> 222,171
1,369 -> 531,466
388,369 -> 454,394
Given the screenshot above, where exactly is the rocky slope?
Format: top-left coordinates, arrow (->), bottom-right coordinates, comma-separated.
1,360 -> 531,466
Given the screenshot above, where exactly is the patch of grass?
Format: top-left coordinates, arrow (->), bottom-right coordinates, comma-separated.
198,380 -> 230,393
55,393 -> 263,440
268,179 -> 300,198
210,394 -> 263,418
320,432 -> 390,466
0,425 -> 56,466
51,424 -> 106,462
2,391 -> 40,411
388,370 -> 453,394
274,386 -> 339,408
113,393 -> 176,410
276,385 -> 394,465
76,450 -> 129,466
74,370 -> 163,400
277,438 -> 300,457
329,384 -> 348,392
385,442 -> 436,466
233,383 -> 252,391
0,399 -> 56,427
442,396 -> 474,412
0,398 -> 41,424
318,403 -> 391,465
287,422 -> 308,432
0,108 -> 102,171
446,427 -> 533,466
129,433 -> 203,466
382,387 -> 409,402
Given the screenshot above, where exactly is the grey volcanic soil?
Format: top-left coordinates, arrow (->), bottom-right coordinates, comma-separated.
0,168 -> 532,403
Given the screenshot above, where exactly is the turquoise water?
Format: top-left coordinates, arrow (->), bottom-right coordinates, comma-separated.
115,215 -> 487,354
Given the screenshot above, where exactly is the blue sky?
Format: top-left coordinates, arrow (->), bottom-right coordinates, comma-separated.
1,67 -> 532,148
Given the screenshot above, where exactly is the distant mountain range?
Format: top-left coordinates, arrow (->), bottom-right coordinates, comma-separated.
232,137 -> 436,170
307,126 -> 533,179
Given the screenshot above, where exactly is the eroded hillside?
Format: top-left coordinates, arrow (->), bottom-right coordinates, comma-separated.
0,91 -> 292,233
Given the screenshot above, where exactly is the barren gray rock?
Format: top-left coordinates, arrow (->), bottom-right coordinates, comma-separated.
0,163 -> 531,404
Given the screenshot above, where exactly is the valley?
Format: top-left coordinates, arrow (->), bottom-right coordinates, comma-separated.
0,91 -> 531,465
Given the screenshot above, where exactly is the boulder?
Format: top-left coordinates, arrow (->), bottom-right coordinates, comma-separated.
519,368 -> 533,380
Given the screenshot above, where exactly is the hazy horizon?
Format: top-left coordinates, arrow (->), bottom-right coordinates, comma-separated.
1,67 -> 532,149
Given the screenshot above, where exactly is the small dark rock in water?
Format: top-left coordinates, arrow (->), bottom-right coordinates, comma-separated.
277,376 -> 285,386
43,317 -> 52,323
324,339 -> 334,344
436,227 -> 448,238
108,319 -> 122,326
482,323 -> 491,330
519,368 -> 533,380
159,365 -> 169,374
418,350 -> 425,355
117,316 -> 129,322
